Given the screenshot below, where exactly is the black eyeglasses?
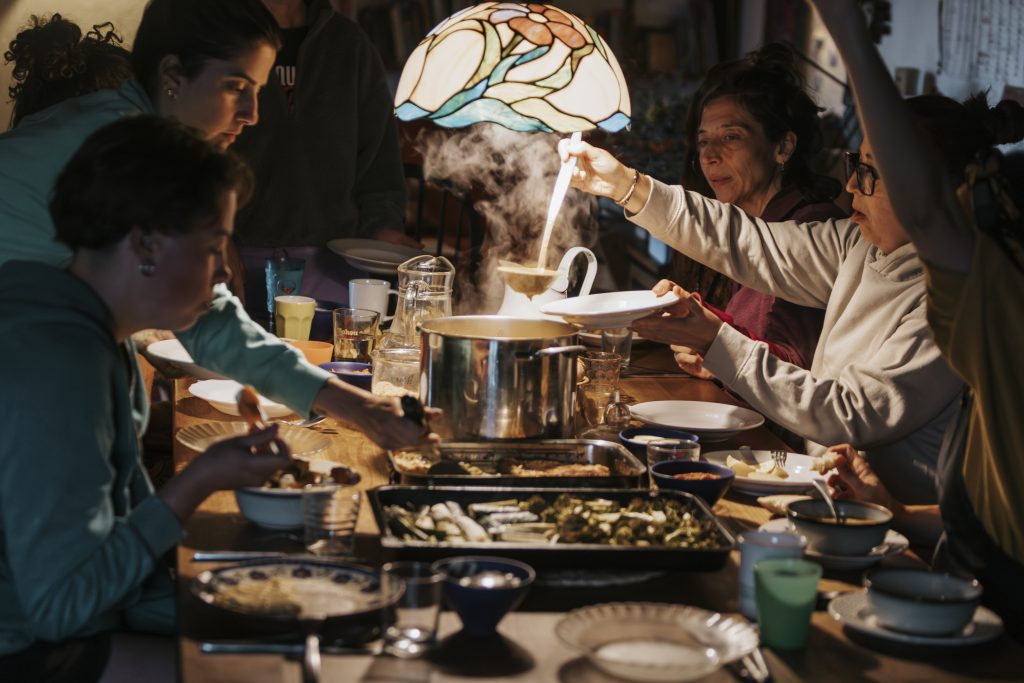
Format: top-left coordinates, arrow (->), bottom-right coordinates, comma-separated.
845,151 -> 879,196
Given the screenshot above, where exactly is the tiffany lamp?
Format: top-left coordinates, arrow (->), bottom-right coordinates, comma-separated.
394,2 -> 630,133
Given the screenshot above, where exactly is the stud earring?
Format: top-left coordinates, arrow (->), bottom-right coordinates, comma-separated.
165,88 -> 177,100
139,262 -> 156,277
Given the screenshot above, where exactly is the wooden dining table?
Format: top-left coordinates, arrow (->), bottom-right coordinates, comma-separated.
171,345 -> 1024,682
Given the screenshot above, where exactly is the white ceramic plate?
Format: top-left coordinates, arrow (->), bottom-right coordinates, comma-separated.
188,380 -> 293,419
629,401 -> 764,442
828,592 -> 1003,647
556,602 -> 758,682
703,449 -> 823,494
326,238 -> 427,275
145,339 -> 225,380
176,422 -> 331,458
540,290 -> 679,329
759,517 -> 910,570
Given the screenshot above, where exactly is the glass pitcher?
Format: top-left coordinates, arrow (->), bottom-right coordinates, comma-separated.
381,255 -> 455,349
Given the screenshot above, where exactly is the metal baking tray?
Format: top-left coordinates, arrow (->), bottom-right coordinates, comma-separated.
369,486 -> 735,571
387,439 -> 645,488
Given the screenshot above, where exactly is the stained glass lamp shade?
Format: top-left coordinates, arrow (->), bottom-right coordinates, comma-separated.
394,2 -> 630,133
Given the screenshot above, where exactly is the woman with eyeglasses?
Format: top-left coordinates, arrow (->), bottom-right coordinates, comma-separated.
558,83 -> 1007,507
812,0 -> 1024,638
670,44 -> 845,381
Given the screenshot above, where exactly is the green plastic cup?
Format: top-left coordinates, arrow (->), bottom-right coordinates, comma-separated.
754,557 -> 822,650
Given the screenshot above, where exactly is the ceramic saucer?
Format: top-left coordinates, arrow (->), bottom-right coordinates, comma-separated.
828,592 -> 1003,646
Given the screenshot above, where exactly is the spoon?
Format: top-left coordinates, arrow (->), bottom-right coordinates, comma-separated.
811,478 -> 843,524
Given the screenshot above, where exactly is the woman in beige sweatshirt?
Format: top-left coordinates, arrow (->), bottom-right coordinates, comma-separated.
561,134 -> 963,505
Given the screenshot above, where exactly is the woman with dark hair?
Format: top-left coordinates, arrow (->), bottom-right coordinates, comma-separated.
814,0 -> 1024,637
670,43 -> 845,377
0,115 -> 290,682
4,14 -> 131,128
0,0 -> 437,451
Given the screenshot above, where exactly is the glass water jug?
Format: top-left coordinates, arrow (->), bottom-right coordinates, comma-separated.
381,254 -> 455,349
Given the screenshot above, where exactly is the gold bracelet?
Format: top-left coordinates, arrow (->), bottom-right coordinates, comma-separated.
614,168 -> 641,207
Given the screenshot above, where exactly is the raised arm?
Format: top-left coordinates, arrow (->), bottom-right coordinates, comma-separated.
812,0 -> 973,271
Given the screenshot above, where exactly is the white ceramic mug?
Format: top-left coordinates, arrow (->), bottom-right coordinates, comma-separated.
738,530 -> 808,620
349,278 -> 398,322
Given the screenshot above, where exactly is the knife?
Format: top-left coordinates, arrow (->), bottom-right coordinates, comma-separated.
199,641 -> 381,656
192,551 -> 293,562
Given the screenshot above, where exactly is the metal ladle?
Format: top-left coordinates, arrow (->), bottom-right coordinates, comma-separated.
811,478 -> 844,524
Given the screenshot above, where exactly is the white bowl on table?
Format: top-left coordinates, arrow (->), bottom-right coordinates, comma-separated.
864,569 -> 983,636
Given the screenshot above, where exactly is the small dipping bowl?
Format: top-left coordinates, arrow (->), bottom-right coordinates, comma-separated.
319,361 -> 373,391
864,569 -> 982,636
619,427 -> 699,464
786,499 -> 892,556
282,338 -> 334,365
649,460 -> 734,506
431,556 -> 535,637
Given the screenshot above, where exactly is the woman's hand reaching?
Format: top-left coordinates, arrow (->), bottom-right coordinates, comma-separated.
158,424 -> 291,522
558,138 -> 636,201
631,280 -> 724,354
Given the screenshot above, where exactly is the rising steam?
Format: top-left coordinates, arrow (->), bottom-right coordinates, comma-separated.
417,123 -> 597,313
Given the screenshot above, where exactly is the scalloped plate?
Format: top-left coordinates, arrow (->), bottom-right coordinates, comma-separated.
555,602 -> 758,682
326,238 -> 427,275
176,421 -> 331,458
629,401 -> 764,442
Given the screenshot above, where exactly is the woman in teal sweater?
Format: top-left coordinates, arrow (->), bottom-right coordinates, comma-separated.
0,116 -> 292,681
0,0 -> 436,450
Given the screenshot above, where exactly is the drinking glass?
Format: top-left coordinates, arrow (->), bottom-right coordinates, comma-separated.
646,438 -> 701,464
600,327 -> 633,369
580,351 -> 622,386
332,308 -> 380,363
302,485 -> 361,557
274,295 -> 316,341
381,561 -> 443,658
578,381 -> 616,427
370,347 -> 421,398
738,530 -> 808,620
754,557 -> 822,649
265,256 -> 305,331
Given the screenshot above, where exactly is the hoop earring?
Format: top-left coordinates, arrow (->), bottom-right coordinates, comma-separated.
778,161 -> 786,175
139,262 -> 156,277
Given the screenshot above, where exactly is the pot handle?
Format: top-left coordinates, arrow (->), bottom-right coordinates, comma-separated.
516,344 -> 587,361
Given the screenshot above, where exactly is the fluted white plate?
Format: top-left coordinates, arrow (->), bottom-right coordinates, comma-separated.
327,238 -> 427,275
146,339 -> 225,380
556,602 -> 758,682
176,422 -> 330,458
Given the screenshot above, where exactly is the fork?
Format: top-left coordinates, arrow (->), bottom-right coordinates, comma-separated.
770,450 -> 788,470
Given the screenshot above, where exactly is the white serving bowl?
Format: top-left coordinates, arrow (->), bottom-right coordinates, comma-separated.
786,499 -> 892,556
233,487 -> 304,530
865,569 -> 982,636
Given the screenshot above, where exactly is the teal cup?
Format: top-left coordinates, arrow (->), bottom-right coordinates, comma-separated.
754,557 -> 821,650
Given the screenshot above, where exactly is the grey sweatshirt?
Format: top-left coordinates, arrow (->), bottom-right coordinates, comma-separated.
632,179 -> 963,504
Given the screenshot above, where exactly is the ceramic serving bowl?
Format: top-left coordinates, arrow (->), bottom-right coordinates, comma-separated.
282,338 -> 334,365
864,569 -> 982,635
430,556 -> 535,637
319,361 -> 373,391
786,499 -> 892,556
234,487 -> 304,530
619,427 -> 699,463
649,460 -> 734,506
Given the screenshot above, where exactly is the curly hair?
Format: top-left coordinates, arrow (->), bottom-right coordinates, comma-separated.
4,14 -> 132,127
50,115 -> 254,251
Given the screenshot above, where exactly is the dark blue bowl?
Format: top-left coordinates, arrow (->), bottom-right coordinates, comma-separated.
619,427 -> 700,463
650,459 -> 735,506
431,556 -> 535,637
319,361 -> 372,391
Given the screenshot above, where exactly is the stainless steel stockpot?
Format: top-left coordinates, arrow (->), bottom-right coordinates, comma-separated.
419,316 -> 585,440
